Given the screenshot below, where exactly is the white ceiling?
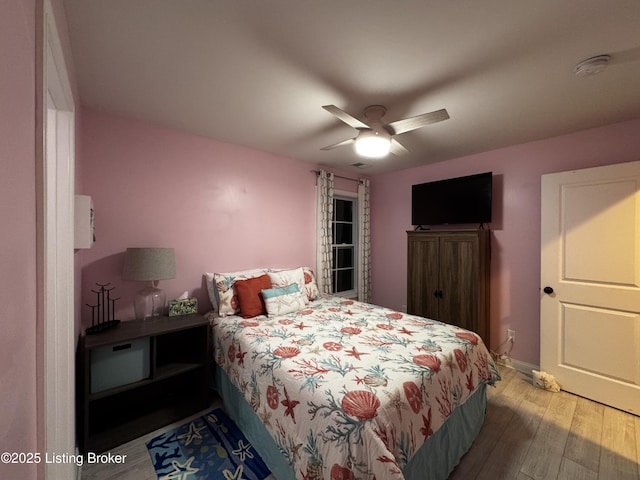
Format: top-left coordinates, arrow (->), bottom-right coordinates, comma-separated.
63,0 -> 640,175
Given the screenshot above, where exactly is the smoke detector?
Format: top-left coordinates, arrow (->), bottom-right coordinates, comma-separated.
574,55 -> 611,77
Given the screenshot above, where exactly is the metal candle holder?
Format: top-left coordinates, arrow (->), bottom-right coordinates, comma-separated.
86,282 -> 121,334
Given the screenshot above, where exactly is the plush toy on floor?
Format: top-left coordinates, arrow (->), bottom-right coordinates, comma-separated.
532,370 -> 561,392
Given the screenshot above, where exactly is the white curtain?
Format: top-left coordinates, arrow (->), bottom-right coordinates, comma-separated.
315,170 -> 334,294
358,178 -> 371,302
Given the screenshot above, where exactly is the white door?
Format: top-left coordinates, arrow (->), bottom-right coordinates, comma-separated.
541,161 -> 640,415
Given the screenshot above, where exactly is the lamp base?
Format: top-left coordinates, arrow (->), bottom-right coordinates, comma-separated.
134,286 -> 166,320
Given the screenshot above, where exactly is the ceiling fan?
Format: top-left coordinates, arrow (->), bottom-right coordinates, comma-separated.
321,104 -> 450,158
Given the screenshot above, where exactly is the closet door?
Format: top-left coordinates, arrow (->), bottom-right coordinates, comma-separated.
407,234 -> 439,319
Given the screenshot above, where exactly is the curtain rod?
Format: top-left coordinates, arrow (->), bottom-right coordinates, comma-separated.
311,169 -> 362,183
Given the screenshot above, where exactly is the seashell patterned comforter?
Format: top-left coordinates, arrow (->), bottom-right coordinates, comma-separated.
212,295 -> 500,480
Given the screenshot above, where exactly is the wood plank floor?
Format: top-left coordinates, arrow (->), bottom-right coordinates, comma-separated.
81,366 -> 640,480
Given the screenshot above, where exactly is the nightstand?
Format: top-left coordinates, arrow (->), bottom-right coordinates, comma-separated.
77,313 -> 210,453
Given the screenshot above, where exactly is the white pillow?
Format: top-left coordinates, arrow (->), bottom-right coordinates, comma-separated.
268,267 -> 308,304
262,284 -> 308,316
204,272 -> 218,310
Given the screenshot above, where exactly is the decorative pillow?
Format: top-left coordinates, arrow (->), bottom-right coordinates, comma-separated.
268,267 -> 308,304
261,283 -> 308,317
212,268 -> 267,316
301,267 -> 320,301
234,274 -> 272,318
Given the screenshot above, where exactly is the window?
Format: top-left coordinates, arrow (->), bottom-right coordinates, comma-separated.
332,194 -> 357,297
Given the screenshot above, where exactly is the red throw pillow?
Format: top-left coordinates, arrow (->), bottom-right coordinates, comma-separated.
234,274 -> 272,318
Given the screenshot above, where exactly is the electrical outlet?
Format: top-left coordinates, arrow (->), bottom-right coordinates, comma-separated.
507,329 -> 516,342
401,304 -> 407,313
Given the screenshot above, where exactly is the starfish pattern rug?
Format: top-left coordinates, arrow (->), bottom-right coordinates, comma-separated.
146,408 -> 270,480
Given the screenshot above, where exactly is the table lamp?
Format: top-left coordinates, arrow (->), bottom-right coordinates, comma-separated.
123,247 -> 176,320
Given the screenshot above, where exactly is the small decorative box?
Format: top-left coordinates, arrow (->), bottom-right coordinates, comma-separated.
168,298 -> 198,317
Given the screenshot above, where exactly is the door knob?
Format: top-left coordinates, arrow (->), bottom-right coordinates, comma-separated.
543,286 -> 554,294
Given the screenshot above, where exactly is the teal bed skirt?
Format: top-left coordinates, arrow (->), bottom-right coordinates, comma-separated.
214,366 -> 487,480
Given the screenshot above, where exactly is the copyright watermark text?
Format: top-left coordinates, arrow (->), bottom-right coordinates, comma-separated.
1,451 -> 127,467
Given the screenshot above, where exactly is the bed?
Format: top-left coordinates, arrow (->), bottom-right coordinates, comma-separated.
206,267 -> 500,480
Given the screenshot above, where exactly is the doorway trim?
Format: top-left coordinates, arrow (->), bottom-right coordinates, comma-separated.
39,1 -> 77,478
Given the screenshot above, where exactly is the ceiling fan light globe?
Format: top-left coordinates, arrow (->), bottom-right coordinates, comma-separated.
355,131 -> 391,158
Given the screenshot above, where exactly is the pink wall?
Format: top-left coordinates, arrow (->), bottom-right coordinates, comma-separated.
0,1 -> 38,478
370,119 -> 640,366
79,109 -> 326,324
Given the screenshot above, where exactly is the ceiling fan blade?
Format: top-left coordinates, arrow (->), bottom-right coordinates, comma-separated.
386,109 -> 450,135
322,105 -> 369,129
390,138 -> 409,156
320,137 -> 356,151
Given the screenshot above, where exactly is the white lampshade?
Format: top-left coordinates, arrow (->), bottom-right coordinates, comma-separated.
123,248 -> 176,319
354,130 -> 391,158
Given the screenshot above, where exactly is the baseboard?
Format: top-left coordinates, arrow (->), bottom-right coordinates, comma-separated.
496,357 -> 539,377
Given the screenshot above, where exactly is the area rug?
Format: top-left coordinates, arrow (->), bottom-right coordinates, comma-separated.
146,408 -> 271,480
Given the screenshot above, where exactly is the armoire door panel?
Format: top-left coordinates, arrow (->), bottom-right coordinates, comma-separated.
407,235 -> 439,319
439,236 -> 479,330
407,230 -> 490,348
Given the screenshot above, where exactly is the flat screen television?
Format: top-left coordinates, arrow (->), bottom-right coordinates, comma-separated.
411,172 -> 492,226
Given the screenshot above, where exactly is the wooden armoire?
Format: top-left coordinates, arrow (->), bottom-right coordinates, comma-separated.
407,229 -> 491,347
